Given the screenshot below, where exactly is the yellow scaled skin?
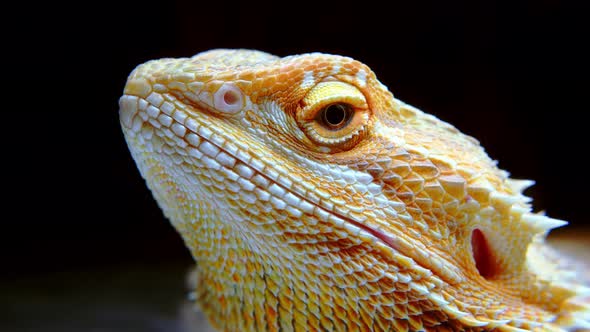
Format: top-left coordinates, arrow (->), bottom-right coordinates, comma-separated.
119,49 -> 589,331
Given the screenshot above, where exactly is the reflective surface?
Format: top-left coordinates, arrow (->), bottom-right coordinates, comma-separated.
2,262 -> 214,332
3,231 -> 587,332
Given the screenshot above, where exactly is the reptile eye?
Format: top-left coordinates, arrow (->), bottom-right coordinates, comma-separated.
318,103 -> 353,130
298,81 -> 369,151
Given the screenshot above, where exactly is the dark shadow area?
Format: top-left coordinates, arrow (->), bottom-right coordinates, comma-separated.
1,263 -> 204,332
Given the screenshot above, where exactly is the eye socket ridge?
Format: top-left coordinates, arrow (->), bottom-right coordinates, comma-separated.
298,81 -> 370,151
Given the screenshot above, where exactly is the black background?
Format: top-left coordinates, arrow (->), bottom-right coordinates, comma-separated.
7,0 -> 589,279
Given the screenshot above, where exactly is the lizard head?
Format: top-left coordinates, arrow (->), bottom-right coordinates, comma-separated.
120,49 -> 588,331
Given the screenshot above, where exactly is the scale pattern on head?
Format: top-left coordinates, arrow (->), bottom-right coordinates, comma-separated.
120,49 -> 589,331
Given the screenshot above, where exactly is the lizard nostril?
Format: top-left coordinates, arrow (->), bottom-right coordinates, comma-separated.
213,83 -> 243,114
223,90 -> 239,105
471,228 -> 497,278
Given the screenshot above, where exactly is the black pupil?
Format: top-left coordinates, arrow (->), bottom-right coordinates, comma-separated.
323,104 -> 348,127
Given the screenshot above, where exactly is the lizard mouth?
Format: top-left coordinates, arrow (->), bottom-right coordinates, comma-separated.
121,93 -> 397,243
121,94 -> 461,283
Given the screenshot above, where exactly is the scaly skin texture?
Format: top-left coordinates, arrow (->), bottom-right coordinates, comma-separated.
119,49 -> 589,331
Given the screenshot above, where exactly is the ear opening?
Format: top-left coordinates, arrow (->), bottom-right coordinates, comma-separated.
471,228 -> 498,279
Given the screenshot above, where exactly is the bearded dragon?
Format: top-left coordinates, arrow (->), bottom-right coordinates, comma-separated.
119,49 -> 589,331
